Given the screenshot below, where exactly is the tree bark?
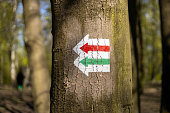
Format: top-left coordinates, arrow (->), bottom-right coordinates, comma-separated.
159,0 -> 170,112
22,0 -> 50,113
50,0 -> 132,113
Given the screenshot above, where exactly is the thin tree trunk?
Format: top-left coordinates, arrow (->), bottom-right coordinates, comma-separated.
150,0 -> 157,80
23,66 -> 31,90
10,0 -> 17,87
0,55 -> 3,84
137,0 -> 144,89
22,0 -> 50,113
11,45 -> 16,86
151,32 -> 156,80
159,0 -> 170,112
50,0 -> 132,113
131,36 -> 139,113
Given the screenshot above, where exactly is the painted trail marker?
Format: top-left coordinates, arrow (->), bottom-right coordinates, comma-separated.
73,34 -> 110,76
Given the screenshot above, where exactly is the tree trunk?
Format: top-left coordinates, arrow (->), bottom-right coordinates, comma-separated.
50,0 -> 132,113
0,56 -> 3,84
137,1 -> 144,89
159,0 -> 170,112
22,0 -> 50,113
151,32 -> 156,80
10,0 -> 17,87
128,0 -> 141,112
23,66 -> 31,90
130,36 -> 139,113
11,45 -> 16,86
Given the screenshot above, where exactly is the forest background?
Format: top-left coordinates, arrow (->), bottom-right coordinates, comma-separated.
0,0 -> 165,113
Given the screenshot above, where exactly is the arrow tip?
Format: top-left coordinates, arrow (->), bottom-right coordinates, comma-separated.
80,43 -> 88,54
80,57 -> 88,67
73,34 -> 89,54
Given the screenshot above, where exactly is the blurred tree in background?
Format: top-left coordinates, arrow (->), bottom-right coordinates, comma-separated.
159,0 -> 170,112
128,0 -> 143,112
22,0 -> 50,112
140,0 -> 162,81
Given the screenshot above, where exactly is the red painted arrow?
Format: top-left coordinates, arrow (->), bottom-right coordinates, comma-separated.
80,43 -> 110,54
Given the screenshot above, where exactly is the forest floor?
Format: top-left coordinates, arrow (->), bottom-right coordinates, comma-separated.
0,85 -> 34,113
0,82 -> 161,113
141,81 -> 161,113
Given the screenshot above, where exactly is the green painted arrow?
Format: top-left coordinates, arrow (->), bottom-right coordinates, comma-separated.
80,57 -> 110,67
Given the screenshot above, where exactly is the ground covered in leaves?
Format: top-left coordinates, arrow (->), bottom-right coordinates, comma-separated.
141,82 -> 161,113
0,82 -> 161,113
0,85 -> 34,113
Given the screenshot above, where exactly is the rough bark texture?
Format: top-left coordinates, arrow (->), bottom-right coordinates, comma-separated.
159,0 -> 170,113
50,0 -> 132,113
22,0 -> 50,113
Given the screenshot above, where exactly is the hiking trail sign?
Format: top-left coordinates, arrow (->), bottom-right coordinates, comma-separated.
73,34 -> 110,76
